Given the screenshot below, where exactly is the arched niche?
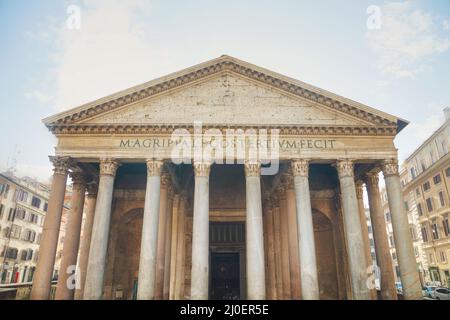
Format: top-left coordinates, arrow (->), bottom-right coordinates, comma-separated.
110,208 -> 143,300
313,209 -> 339,299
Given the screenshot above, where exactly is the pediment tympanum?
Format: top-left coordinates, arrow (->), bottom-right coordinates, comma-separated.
43,55 -> 407,136
81,73 -> 371,127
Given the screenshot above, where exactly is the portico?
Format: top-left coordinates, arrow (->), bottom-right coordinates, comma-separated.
31,55 -> 422,300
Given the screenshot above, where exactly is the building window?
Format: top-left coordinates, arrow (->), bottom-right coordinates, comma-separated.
439,191 -> 445,207
20,250 -> 27,261
426,198 -> 434,212
433,174 -> 442,185
439,251 -> 447,263
410,227 -> 417,241
392,252 -> 397,260
421,226 -> 429,242
442,141 -> 449,155
410,167 -> 417,179
23,229 -> 36,242
417,203 -> 424,216
443,218 -> 450,237
31,196 -> 41,209
446,167 -> 450,177
10,225 -> 21,239
15,189 -> 28,202
7,208 -> 15,222
385,212 -> 391,222
429,253 -> 435,264
431,222 -> 440,240
19,249 -> 33,261
0,204 -> 4,219
5,247 -> 18,259
389,235 -> 395,247
15,208 -> 26,220
43,202 -> 48,212
0,184 -> 10,197
404,201 -> 409,211
28,213 -> 38,224
421,162 -> 427,172
423,181 -> 431,192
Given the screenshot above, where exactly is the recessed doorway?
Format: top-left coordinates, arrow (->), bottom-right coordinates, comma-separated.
209,222 -> 245,300
210,252 -> 240,300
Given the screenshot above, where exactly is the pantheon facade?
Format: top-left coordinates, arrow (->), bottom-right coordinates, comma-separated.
30,56 -> 422,300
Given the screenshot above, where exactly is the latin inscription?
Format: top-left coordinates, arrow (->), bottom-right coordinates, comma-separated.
119,138 -> 337,150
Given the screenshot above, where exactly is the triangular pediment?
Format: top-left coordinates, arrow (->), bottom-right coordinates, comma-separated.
80,73 -> 372,127
43,55 -> 407,133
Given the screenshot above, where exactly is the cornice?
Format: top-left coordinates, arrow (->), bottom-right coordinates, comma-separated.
43,57 -> 402,131
48,123 -> 397,136
405,120 -> 449,162
402,153 -> 450,192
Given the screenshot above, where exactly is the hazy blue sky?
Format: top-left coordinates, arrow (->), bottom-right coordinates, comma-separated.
0,0 -> 449,181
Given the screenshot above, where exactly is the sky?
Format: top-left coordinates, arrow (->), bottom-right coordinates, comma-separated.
0,0 -> 449,182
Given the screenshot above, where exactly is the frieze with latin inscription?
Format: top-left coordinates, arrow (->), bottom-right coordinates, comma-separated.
119,138 -> 337,150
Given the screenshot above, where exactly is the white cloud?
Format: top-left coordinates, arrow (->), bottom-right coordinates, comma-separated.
366,1 -> 450,78
1,163 -> 54,184
404,111 -> 444,142
396,108 -> 445,162
443,19 -> 450,31
25,90 -> 54,104
51,0 -> 179,111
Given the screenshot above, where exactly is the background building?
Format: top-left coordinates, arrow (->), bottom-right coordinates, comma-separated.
400,108 -> 450,287
0,173 -> 50,284
53,189 -> 71,280
30,55 -> 423,300
380,185 -> 429,285
377,108 -> 450,288
0,172 -> 70,287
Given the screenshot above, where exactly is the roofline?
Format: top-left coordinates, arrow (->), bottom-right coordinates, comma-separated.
403,152 -> 450,192
0,173 -> 50,200
42,55 -> 230,125
42,54 -> 404,131
405,118 -> 449,162
396,118 -> 409,134
223,56 -> 400,124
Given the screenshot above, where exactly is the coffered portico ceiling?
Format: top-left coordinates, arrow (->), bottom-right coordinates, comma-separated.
43,55 -> 408,136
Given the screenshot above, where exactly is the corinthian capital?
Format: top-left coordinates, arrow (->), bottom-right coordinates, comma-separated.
355,180 -> 364,199
167,185 -> 175,201
99,159 -> 120,176
146,159 -> 164,176
336,159 -> 354,178
49,156 -> 72,176
276,183 -> 286,200
365,172 -> 380,187
69,169 -> 87,190
270,194 -> 279,208
382,159 -> 399,177
281,172 -> 294,190
161,172 -> 171,187
179,191 -> 189,203
291,159 -> 309,177
86,181 -> 98,197
194,162 -> 211,177
263,191 -> 272,206
244,161 -> 261,177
